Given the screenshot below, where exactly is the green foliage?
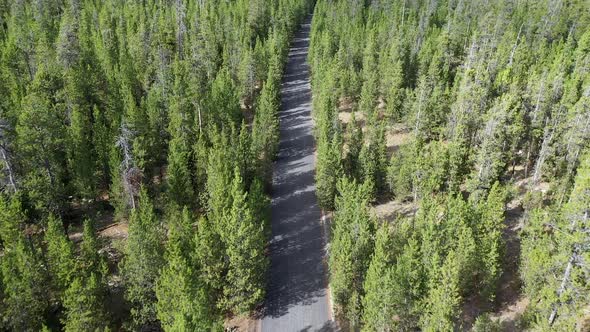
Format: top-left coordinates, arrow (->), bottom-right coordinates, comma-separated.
329,178 -> 375,327
361,223 -> 394,331
0,0 -> 312,327
386,143 -> 415,199
1,237 -> 48,331
472,313 -> 502,332
45,214 -> 76,296
521,152 -> 590,329
316,127 -> 343,210
62,274 -> 108,332
79,219 -> 108,281
475,183 -> 507,302
120,188 -> 164,329
16,65 -> 67,213
344,112 -> 363,179
61,218 -> 110,331
195,215 -> 226,299
420,250 -> 462,332
358,117 -> 388,200
387,140 -> 449,200
220,168 -> 267,313
166,61 -> 195,208
251,73 -> 280,184
310,0 -> 590,329
156,208 -> 218,331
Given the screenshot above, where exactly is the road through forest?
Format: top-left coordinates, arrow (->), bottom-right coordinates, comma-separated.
259,16 -> 336,332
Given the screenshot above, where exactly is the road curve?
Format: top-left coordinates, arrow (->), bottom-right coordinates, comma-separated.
260,16 -> 335,332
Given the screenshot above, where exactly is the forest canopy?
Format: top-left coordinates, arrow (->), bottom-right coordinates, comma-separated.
309,0 -> 590,330
0,0 -> 312,330
0,0 -> 589,331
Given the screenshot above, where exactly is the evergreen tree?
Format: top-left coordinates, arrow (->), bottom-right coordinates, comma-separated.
329,178 -> 375,327
61,273 -> 108,332
156,208 -> 218,331
221,167 -> 267,314
79,219 -> 108,281
195,215 -> 226,300
251,75 -> 280,184
120,188 -> 164,329
45,214 -> 76,297
475,182 -> 506,302
362,223 -> 395,331
0,196 -> 25,246
208,68 -> 241,126
60,217 -> 110,331
16,65 -> 67,214
64,66 -> 97,197
1,237 -> 48,331
166,60 -> 195,208
344,112 -> 363,180
316,128 -> 343,211
358,117 -> 388,199
248,178 -> 271,238
420,250 -> 461,332
522,151 -> 590,329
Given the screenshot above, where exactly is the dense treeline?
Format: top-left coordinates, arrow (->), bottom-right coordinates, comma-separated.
0,0 -> 313,330
309,0 -> 590,330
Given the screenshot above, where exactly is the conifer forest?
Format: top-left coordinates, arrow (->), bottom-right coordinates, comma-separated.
0,0 -> 589,331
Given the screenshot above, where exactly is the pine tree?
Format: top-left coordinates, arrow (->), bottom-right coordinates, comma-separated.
1,237 -> 48,331
192,132 -> 209,208
64,67 -> 97,198
522,151 -> 590,329
362,223 -> 395,331
16,65 -> 68,214
251,75 -> 280,184
156,208 -> 218,331
121,84 -> 152,175
120,188 -> 164,329
358,32 -> 378,116
386,143 -> 416,199
420,250 -> 461,332
45,214 -> 76,296
221,167 -> 267,314
329,178 -> 375,325
316,128 -> 343,211
166,134 -> 194,208
92,105 -> 112,189
208,68 -> 241,126
206,128 -> 235,237
358,117 -> 388,199
79,219 -> 108,281
56,0 -> 81,70
195,215 -> 226,300
248,178 -> 271,238
475,182 -> 506,302
166,60 -> 195,208
235,121 -> 253,185
388,237 -> 425,330
344,112 -> 363,180
0,196 -> 25,246
62,273 -> 108,332
382,42 -> 405,120
61,218 -> 110,331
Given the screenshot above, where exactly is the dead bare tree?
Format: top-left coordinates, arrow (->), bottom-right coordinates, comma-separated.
0,120 -> 17,193
548,210 -> 589,325
116,123 -> 142,210
176,0 -> 187,58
